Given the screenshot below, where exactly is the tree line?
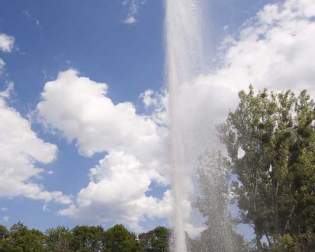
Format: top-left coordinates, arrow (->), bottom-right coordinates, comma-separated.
0,223 -> 169,252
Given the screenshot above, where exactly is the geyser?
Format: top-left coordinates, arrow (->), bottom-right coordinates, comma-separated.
165,0 -> 207,251
165,0 -> 236,251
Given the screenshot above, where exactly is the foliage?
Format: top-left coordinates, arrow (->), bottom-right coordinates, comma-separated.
0,225 -> 8,239
0,223 -> 169,252
138,226 -> 170,252
45,226 -> 72,252
220,87 -> 315,250
71,225 -> 104,252
0,222 -> 46,252
104,224 -> 142,252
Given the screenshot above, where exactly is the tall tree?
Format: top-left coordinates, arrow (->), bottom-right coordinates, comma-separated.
219,87 -> 315,250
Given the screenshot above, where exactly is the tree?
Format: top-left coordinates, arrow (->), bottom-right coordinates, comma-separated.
219,87 -> 315,250
0,225 -> 21,252
70,225 -> 104,252
0,225 -> 8,239
46,226 -> 73,252
0,242 -> 22,252
104,224 -> 142,252
139,226 -> 170,252
7,222 -> 45,252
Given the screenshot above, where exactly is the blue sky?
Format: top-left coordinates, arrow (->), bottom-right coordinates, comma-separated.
0,0 -> 315,241
0,0 -> 166,230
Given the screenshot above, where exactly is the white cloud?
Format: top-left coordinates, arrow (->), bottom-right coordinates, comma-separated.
140,89 -> 161,108
37,70 -> 170,231
124,16 -> 137,25
140,89 -> 168,126
0,33 -> 15,53
0,33 -> 14,74
0,86 -> 71,205
60,151 -> 172,230
122,0 -> 145,25
0,82 -> 14,98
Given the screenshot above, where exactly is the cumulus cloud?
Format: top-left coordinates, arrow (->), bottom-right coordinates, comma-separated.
0,33 -> 15,53
60,151 -> 172,230
37,70 -> 170,231
220,0 -> 315,92
0,85 -> 71,205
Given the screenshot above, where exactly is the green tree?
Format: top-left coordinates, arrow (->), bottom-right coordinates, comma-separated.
220,87 -> 315,250
0,225 -> 21,252
46,226 -> 73,252
0,225 -> 8,239
7,222 -> 45,252
0,241 -> 22,252
139,226 -> 170,252
70,225 -> 104,252
104,224 -> 142,252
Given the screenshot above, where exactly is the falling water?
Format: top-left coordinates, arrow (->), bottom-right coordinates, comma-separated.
165,0 -> 207,251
